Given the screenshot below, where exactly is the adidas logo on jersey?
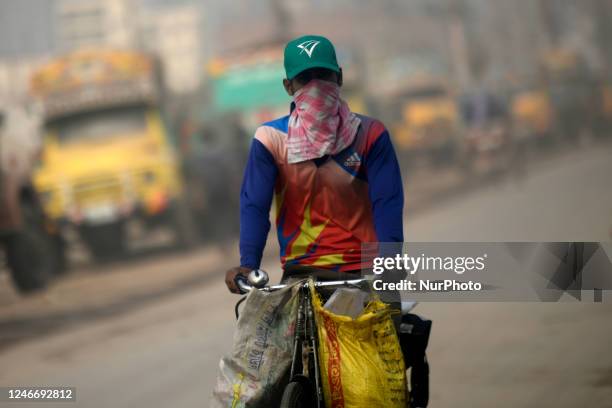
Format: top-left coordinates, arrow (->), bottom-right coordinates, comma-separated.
343,152 -> 361,167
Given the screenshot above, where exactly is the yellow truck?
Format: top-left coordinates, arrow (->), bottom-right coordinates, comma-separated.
30,49 -> 193,261
376,76 -> 465,168
541,48 -> 597,143
511,89 -> 554,142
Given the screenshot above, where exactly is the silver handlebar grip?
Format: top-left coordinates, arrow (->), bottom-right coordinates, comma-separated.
236,269 -> 270,294
248,269 -> 269,288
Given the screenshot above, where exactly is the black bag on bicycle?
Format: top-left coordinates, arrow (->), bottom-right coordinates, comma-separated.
399,313 -> 431,407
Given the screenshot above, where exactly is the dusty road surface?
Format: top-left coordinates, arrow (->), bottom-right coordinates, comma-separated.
0,142 -> 611,408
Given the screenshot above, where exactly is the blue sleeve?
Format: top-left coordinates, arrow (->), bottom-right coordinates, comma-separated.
239,139 -> 278,269
365,130 -> 404,243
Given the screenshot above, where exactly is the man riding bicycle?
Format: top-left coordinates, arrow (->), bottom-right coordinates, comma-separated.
223,35 -> 428,407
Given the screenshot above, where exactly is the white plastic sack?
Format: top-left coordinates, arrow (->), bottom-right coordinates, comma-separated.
209,282 -> 300,407
323,288 -> 369,319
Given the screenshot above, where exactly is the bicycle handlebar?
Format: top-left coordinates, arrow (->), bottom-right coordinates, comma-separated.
235,269 -> 369,294
234,270 -> 419,315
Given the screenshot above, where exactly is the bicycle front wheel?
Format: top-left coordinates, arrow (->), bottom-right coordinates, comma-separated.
280,380 -> 309,408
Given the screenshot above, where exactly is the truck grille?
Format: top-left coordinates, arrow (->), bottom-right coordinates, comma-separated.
73,177 -> 123,206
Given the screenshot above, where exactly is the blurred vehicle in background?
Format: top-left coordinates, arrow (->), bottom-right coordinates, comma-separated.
375,75 -> 465,169
0,103 -> 66,292
178,113 -> 247,241
30,49 -> 194,261
541,48 -> 597,144
179,44 -> 289,240
510,49 -> 599,149
206,43 -> 289,132
510,87 -> 555,147
460,91 -> 512,177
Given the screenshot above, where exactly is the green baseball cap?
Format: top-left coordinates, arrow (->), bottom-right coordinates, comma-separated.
284,35 -> 340,80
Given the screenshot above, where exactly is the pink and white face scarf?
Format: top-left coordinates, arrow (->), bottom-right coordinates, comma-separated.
287,79 -> 361,164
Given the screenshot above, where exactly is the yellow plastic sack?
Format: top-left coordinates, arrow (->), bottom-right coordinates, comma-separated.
311,284 -> 407,408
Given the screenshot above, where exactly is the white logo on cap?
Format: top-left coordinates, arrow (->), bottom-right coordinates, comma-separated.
297,40 -> 320,58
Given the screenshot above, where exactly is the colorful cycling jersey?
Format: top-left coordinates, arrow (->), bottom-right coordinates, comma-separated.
239,109 -> 404,272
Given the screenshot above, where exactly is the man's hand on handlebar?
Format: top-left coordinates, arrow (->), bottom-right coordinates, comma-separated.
225,266 -> 252,294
